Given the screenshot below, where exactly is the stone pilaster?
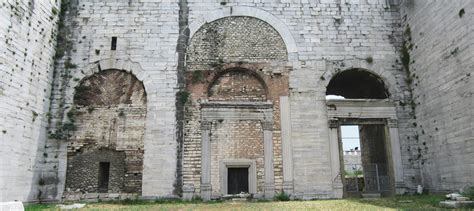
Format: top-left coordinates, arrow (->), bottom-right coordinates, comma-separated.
387,118 -> 405,195
280,96 -> 294,194
328,119 -> 343,198
200,121 -> 212,200
262,121 -> 275,199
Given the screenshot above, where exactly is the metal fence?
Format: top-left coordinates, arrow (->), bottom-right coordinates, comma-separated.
343,163 -> 391,193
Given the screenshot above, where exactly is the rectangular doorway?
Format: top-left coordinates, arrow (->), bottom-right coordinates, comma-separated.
341,125 -> 363,195
98,162 -> 110,193
227,167 -> 249,194
341,124 -> 392,196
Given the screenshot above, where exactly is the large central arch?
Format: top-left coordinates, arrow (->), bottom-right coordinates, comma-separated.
183,7 -> 294,200
188,6 -> 298,59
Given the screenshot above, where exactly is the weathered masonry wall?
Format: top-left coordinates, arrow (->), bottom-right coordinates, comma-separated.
187,1 -> 417,198
183,15 -> 289,198
400,1 -> 473,192
0,0 -> 59,202
39,0 -> 181,201
187,16 -> 288,71
210,120 -> 264,194
3,0 -> 471,202
63,70 -> 146,200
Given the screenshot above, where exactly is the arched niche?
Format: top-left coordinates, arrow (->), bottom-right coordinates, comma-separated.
187,16 -> 288,71
326,69 -> 390,99
74,69 -> 146,106
188,6 -> 298,56
207,68 -> 268,101
65,69 -> 146,198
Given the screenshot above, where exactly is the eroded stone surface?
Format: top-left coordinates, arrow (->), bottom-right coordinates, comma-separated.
64,70 -> 146,200
1,0 -> 472,202
187,16 -> 288,71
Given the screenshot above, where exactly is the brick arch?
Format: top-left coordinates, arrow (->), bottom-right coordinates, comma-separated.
66,59 -> 151,108
207,68 -> 269,101
188,6 -> 298,61
322,61 -> 401,100
73,69 -> 146,106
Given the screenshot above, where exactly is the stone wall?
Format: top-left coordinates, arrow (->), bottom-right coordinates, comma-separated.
0,0 -> 59,202
187,16 -> 287,71
3,0 -> 471,202
210,120 -> 264,194
183,68 -> 288,196
400,0 -> 473,192
208,70 -> 267,102
186,0 -> 418,197
65,148 -> 126,194
62,70 -> 146,199
38,0 -> 181,201
183,15 -> 289,197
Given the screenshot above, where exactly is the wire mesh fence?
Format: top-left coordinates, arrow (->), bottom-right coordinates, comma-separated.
343,163 -> 391,193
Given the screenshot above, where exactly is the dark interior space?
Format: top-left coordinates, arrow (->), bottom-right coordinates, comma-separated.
228,167 -> 249,194
98,162 -> 111,193
359,124 -> 391,193
326,69 -> 389,99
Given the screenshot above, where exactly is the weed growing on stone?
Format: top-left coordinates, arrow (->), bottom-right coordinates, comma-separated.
365,56 -> 374,64
177,91 -> 190,105
192,70 -> 205,83
274,191 -> 290,201
459,8 -> 465,18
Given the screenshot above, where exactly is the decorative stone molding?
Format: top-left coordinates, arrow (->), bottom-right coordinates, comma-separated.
326,99 -> 397,120
282,181 -> 294,195
201,121 -> 211,130
182,184 -> 195,200
201,101 -> 273,109
262,121 -> 274,131
219,159 -> 257,195
328,119 -> 340,128
201,102 -> 273,121
264,183 -> 276,198
200,183 -> 212,200
326,101 -> 404,196
387,118 -> 398,128
200,101 -> 274,199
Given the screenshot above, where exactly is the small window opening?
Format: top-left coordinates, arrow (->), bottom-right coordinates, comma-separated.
98,162 -> 110,193
111,37 -> 117,50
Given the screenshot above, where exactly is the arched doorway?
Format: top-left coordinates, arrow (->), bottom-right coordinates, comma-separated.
326,69 -> 403,197
64,69 -> 147,200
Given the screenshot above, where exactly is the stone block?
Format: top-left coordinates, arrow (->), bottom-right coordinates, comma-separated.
0,202 -> 24,211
